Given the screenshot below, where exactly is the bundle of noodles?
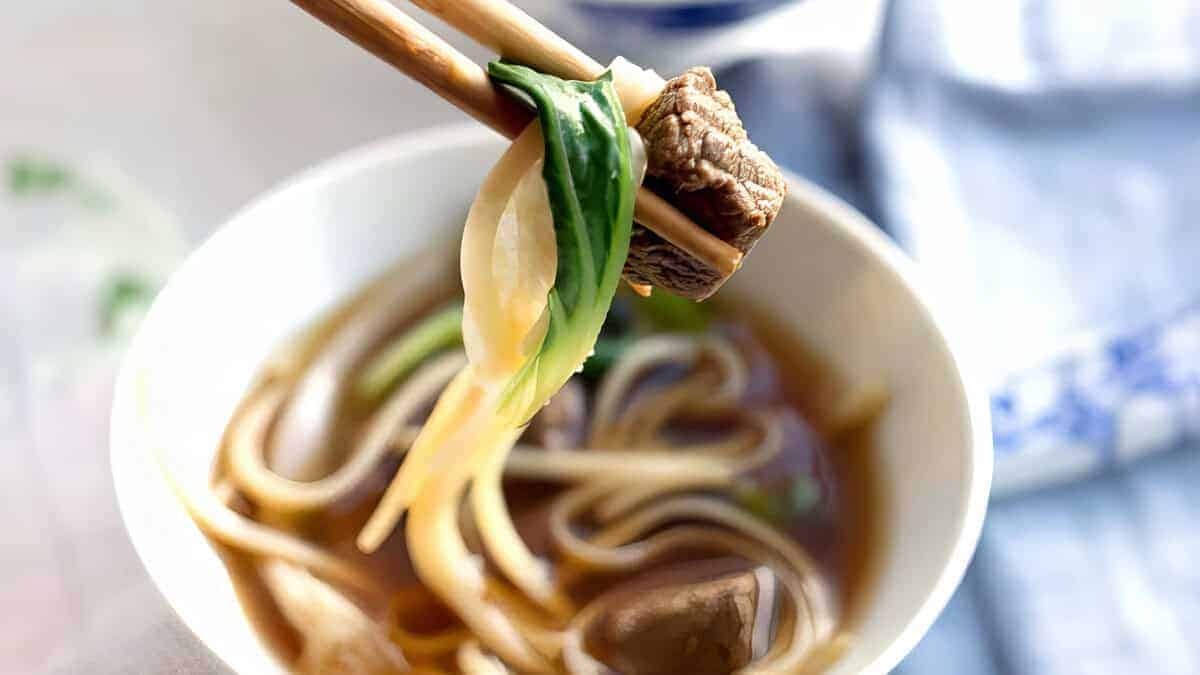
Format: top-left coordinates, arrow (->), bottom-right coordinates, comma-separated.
208,329 -> 839,672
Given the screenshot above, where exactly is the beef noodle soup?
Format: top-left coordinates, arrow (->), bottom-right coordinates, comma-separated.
168,57 -> 886,674
181,253 -> 884,675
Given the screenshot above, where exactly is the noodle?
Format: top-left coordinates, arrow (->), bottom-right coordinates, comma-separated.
361,365 -> 480,544
404,403 -> 551,672
457,641 -> 508,675
260,561 -> 409,674
173,480 -> 375,593
589,336 -> 708,441
390,625 -> 472,657
504,447 -> 732,482
588,335 -> 747,446
471,442 -> 574,617
226,352 -> 465,512
140,374 -> 375,593
269,253 -> 455,480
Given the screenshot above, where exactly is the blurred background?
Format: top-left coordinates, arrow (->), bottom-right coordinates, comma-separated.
2,0 -> 1199,673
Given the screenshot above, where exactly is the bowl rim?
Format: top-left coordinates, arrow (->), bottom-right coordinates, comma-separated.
779,176 -> 993,675
111,122 -> 992,675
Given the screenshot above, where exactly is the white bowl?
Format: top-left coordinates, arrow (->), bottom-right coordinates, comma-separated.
111,124 -> 991,675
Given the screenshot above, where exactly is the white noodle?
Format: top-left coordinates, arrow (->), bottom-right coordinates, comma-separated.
404,391 -> 551,672
457,641 -> 510,675
226,352 -> 464,512
260,560 -> 409,674
471,437 -> 574,617
505,446 -> 733,482
139,375 -> 374,593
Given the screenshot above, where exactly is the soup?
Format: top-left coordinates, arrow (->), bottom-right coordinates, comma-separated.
186,252 -> 883,675
167,51 -> 886,675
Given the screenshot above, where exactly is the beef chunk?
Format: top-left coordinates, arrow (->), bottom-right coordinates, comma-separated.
592,564 -> 771,675
627,67 -> 786,300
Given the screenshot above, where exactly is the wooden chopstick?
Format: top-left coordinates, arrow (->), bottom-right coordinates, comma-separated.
289,0 -> 742,278
406,2 -> 747,280
408,0 -> 605,81
408,1 -> 748,278
290,0 -> 531,138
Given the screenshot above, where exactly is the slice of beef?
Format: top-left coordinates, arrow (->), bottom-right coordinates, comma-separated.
627,67 -> 787,300
588,561 -> 776,675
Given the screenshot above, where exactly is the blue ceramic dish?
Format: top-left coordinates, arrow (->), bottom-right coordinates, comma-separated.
571,0 -> 796,29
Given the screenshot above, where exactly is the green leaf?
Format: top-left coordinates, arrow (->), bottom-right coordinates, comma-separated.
487,61 -> 636,424
99,273 -> 155,338
736,474 -> 823,524
8,156 -> 73,196
788,474 -> 822,513
357,303 -> 464,402
736,485 -> 788,523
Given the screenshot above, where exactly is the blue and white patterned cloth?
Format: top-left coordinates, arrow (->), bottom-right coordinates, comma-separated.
714,0 -> 1200,497
864,0 -> 1200,496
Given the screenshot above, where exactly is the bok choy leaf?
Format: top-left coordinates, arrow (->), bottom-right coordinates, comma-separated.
487,61 -> 637,424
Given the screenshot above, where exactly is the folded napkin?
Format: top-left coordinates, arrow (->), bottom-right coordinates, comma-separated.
863,0 -> 1200,494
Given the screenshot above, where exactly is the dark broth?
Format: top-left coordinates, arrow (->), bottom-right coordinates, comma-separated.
213,261 -> 883,674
